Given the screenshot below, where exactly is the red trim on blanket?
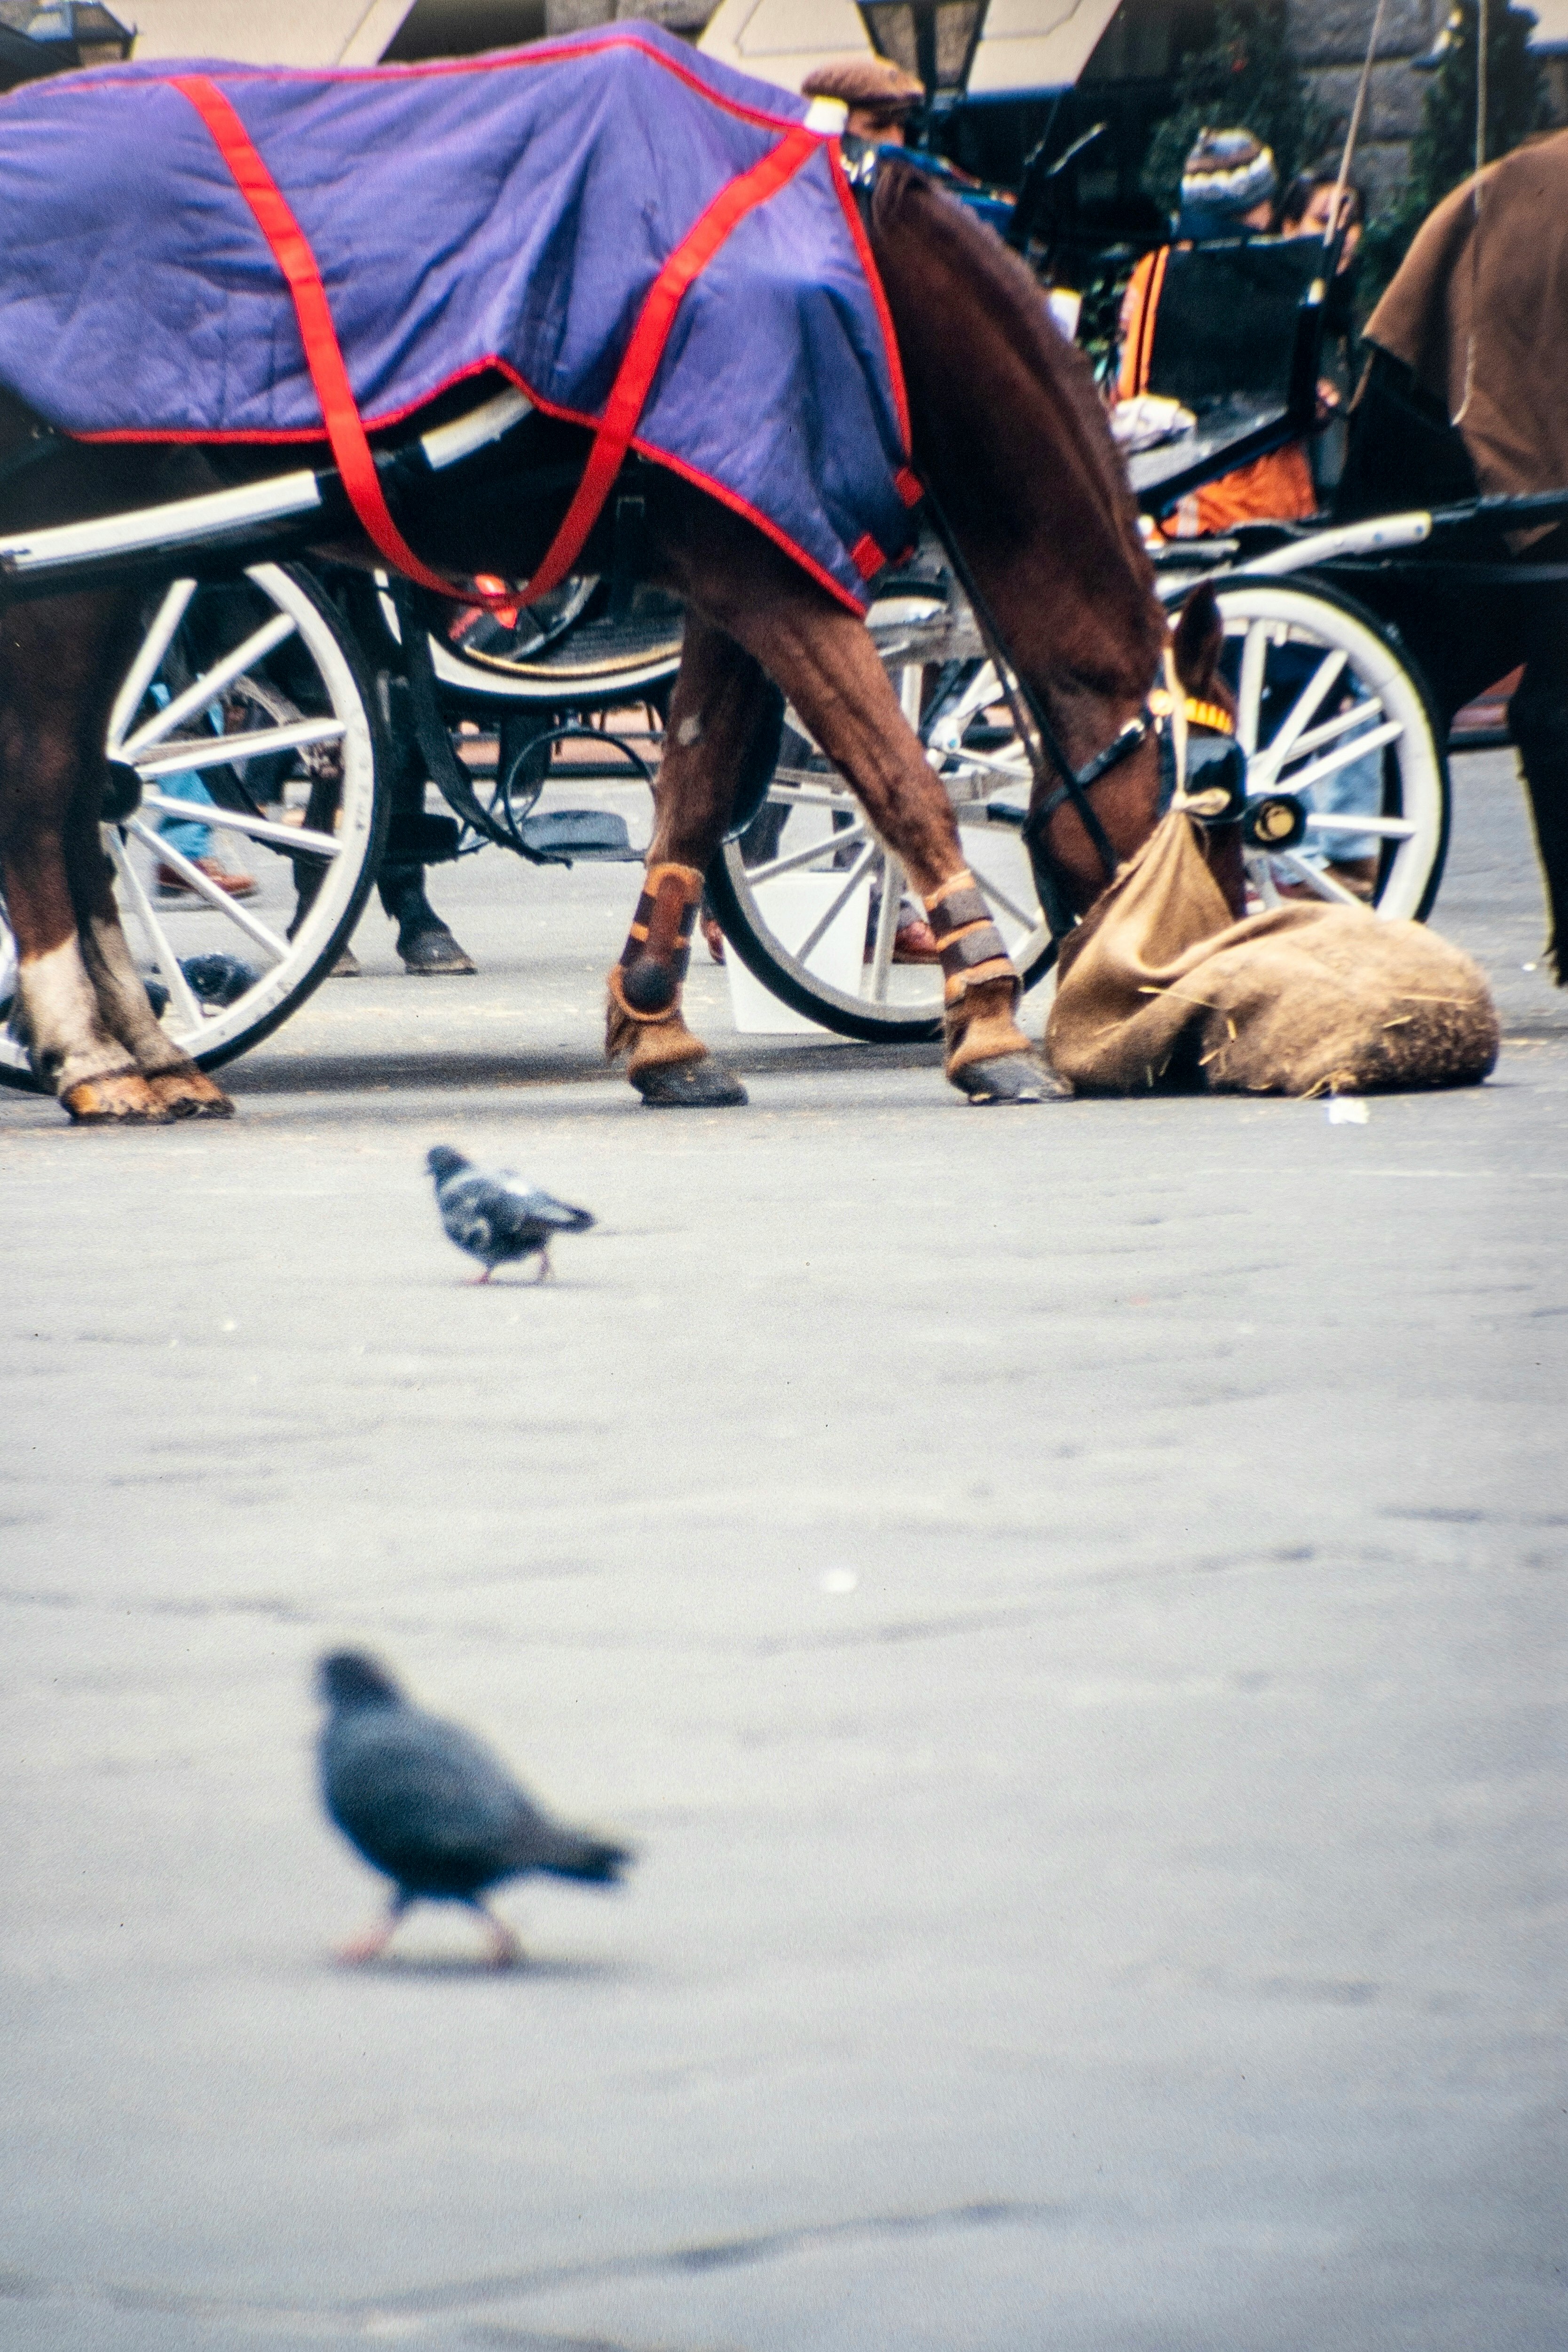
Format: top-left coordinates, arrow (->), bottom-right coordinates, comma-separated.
172,77 -> 819,608
173,73 -> 503,604
522,120 -> 819,605
849,532 -> 886,579
829,142 -> 911,457
626,437 -> 868,615
63,34 -> 807,138
70,355 -> 872,615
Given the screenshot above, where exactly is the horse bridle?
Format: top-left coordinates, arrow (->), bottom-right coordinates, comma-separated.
919,478 -> 1239,942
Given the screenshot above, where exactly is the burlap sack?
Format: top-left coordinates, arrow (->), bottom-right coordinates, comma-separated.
1045,812 -> 1499,1097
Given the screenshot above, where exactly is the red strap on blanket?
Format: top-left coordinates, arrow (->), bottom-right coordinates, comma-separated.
174,76 -> 819,607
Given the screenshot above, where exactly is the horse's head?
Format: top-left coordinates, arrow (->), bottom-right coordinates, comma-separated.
1016,576 -> 1245,931
865,160 -> 1244,929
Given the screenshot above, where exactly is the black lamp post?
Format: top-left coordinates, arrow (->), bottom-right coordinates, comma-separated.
855,0 -> 988,104
0,3 -> 135,90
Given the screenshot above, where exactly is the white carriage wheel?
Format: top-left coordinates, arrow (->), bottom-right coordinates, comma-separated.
0,562 -> 384,1092
708,660 -> 1054,1043
1205,577 -> 1450,923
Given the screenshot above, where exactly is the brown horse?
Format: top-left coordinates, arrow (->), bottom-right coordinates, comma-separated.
1337,132 -> 1568,980
0,154 -> 1231,1123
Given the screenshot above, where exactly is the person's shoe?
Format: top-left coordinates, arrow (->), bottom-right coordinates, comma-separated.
892,914 -> 941,963
156,856 -> 258,901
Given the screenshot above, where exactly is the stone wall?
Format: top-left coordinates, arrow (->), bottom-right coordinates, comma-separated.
544,0 -> 710,32
1289,0 -> 1505,207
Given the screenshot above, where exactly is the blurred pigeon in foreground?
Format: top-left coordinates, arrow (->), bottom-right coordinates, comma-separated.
426,1144 -> 594,1283
317,1650 -> 633,1966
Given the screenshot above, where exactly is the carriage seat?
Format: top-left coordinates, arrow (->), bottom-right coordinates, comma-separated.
1125,237 -> 1329,516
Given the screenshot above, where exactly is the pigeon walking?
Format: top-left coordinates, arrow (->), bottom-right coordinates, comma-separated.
426,1145 -> 594,1282
316,1650 -> 633,1966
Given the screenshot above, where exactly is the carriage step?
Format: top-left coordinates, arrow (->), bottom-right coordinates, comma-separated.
516,809 -> 638,864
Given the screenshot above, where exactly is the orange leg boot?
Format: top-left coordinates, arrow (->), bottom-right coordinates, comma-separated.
927,870 -> 1060,1103
605,862 -> 748,1107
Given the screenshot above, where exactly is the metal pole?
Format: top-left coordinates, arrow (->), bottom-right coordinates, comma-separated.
1324,0 -> 1389,255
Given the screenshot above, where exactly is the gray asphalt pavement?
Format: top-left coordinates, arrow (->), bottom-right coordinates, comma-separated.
2,752 -> 1563,2351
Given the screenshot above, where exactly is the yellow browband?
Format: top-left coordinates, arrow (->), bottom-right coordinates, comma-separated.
1183,697 -> 1235,736
1149,686 -> 1235,737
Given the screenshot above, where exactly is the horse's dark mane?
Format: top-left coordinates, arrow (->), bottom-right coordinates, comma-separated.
869,158 -> 1165,698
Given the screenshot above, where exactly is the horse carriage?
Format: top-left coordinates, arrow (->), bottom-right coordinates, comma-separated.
0,32 -> 1560,1117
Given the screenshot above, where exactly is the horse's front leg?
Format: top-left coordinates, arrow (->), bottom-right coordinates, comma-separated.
693,575 -> 1043,1102
605,612 -> 774,1106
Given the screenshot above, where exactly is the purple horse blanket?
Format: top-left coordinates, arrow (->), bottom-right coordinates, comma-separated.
0,24 -> 918,608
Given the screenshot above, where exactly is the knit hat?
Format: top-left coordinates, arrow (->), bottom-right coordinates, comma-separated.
800,56 -> 925,115
1176,128 -> 1278,239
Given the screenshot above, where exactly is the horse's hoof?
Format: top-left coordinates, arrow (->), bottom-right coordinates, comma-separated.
147,1067 -> 235,1120
400,927 -> 477,976
951,1053 -> 1064,1104
631,1055 -> 748,1108
60,1072 -> 172,1124
330,946 -> 362,978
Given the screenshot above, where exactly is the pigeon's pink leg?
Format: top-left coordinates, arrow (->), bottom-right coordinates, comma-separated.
533,1249 -> 552,1284
474,1902 -> 524,1968
468,1266 -> 495,1286
335,1896 -> 407,1965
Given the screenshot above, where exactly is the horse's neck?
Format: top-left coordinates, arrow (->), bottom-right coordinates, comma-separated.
945,379 -> 1158,726
872,208 -> 1163,769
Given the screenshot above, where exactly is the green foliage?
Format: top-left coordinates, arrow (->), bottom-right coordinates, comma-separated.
1359,1 -> 1549,303
1143,0 -> 1330,219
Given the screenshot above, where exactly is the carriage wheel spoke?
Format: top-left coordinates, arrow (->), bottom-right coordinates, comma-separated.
120,611 -> 297,757
125,818 -> 290,961
1247,852 -> 1282,908
1283,718 -> 1403,800
748,824 -> 869,885
764,776 -> 859,805
1234,622 -> 1270,756
135,716 -> 345,781
866,849 -> 902,1002
136,788 -> 341,861
965,866 -> 1039,934
1270,851 -> 1368,906
1268,692 -> 1386,771
1249,647 -> 1348,780
106,578 -> 197,753
1304,812 -> 1416,840
106,829 -> 205,1031
795,843 -> 878,967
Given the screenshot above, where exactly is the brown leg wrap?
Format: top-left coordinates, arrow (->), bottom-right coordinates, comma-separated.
616,861 -> 704,1017
924,874 -> 1033,1080
607,862 -> 712,1079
